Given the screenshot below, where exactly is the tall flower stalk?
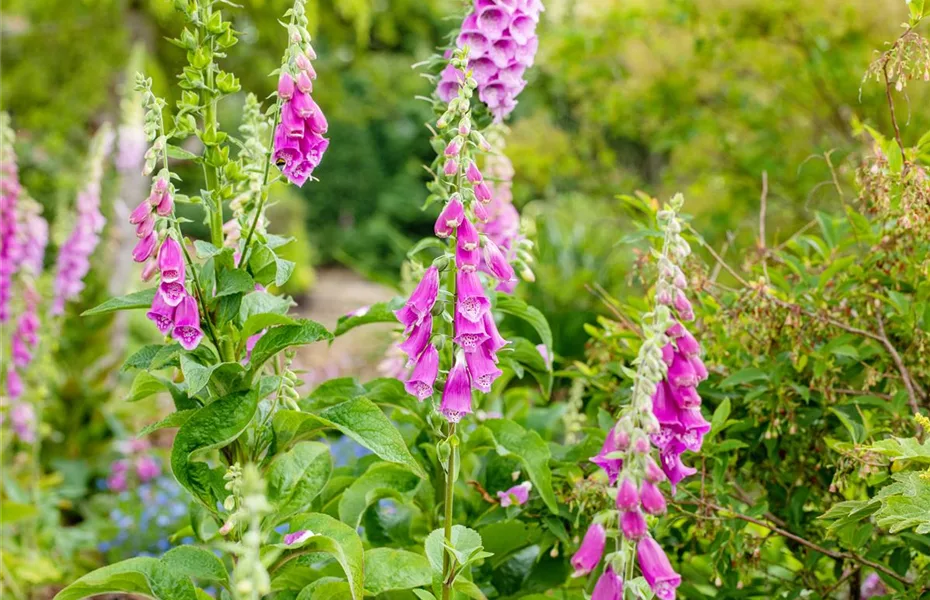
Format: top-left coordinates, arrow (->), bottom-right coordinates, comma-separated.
578,194 -> 702,600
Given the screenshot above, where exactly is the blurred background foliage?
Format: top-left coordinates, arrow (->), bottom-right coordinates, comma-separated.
3,0 -> 928,359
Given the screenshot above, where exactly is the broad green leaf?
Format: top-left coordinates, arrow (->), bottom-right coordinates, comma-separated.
160,546 -> 228,585
274,513 -> 364,600
54,557 -> 196,600
272,410 -> 329,451
338,462 -> 421,528
171,390 -> 258,506
830,406 -> 866,444
139,410 -> 197,437
296,580 -> 351,600
122,344 -> 163,372
249,319 -> 333,368
318,398 -> 426,478
193,240 -> 224,258
128,371 -> 166,403
495,294 -> 554,355
241,313 -> 297,339
709,398 -> 731,437
871,437 -> 930,463
719,368 -> 768,388
424,525 -> 485,574
275,258 -> 296,287
267,442 -> 333,523
302,377 -> 368,410
216,268 -> 254,298
333,297 -> 405,337
363,548 -> 431,595
874,472 -> 930,534
180,354 -> 240,397
167,144 -> 199,161
505,337 -> 553,395
81,287 -> 158,317
467,419 -> 558,512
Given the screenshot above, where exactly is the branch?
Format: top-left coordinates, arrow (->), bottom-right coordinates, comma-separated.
675,498 -> 914,587
876,312 -> 923,414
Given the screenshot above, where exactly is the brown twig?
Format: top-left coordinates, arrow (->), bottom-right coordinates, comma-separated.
882,60 -> 907,165
675,497 -> 914,587
875,312 -> 922,414
467,480 -> 498,505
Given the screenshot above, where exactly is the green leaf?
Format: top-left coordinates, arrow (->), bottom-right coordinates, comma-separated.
495,294 -> 554,355
424,525 -> 485,574
216,268 -> 255,298
296,581 -> 351,600
317,398 -> 426,478
871,437 -> 930,463
0,501 -> 38,525
180,354 -> 236,397
160,546 -> 228,585
54,557 -> 197,600
874,472 -> 930,534
272,410 -> 329,451
248,319 -> 333,368
128,371 -> 166,403
193,240 -> 224,259
830,406 -> 866,444
467,420 -> 558,513
267,442 -> 333,523
274,513 -> 364,600
239,290 -> 292,324
171,390 -> 259,507
333,297 -> 405,337
122,344 -> 163,372
720,368 -> 768,388
275,258 -> 296,287
82,288 -> 158,317
709,398 -> 731,437
166,144 -> 200,161
363,548 -> 431,595
139,410 -> 197,437
338,462 -> 421,528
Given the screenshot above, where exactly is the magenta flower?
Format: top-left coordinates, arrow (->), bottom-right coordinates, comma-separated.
107,460 -> 130,492
146,292 -> 176,335
398,314 -> 433,363
637,536 -> 681,600
483,239 -> 515,282
456,236 -> 481,272
616,477 -> 640,511
394,266 -> 440,330
272,53 -> 328,186
466,161 -> 483,183
135,455 -> 161,482
458,217 -> 480,251
861,573 -> 887,599
278,72 -> 295,99
590,426 -> 625,485
464,342 -> 502,392
159,280 -> 186,307
592,566 -> 623,600
496,481 -> 532,507
570,522 -> 606,577
640,480 -> 667,515
443,158 -> 458,177
405,344 -> 439,400
481,311 -> 509,352
620,509 -> 647,540
443,139 -> 461,157
157,237 -> 186,283
456,270 -> 491,323
474,181 -> 492,202
172,294 -> 204,351
133,231 -> 158,263
5,366 -> 23,399
284,530 -> 314,545
10,401 -> 36,443
453,309 -> 490,352
439,352 -> 473,423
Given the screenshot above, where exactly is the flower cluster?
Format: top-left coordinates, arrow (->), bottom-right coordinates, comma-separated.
272,0 -> 329,187
52,126 -> 114,315
437,0 -> 544,120
143,236 -> 204,351
577,195 -> 697,600
0,113 -> 22,323
106,439 -> 162,492
395,51 -> 518,422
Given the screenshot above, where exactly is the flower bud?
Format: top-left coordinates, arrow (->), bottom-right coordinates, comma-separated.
616,477 -> 640,510
443,158 -> 458,177
640,480 -> 667,515
296,71 -> 313,94
620,509 -> 647,540
466,161 -> 483,184
278,72 -> 295,100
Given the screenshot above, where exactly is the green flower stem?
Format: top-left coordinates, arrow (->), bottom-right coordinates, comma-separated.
441,420 -> 457,600
239,100 -> 282,270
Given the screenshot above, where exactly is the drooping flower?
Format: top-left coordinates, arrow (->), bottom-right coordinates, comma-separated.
620,508 -> 647,540
172,294 -> 204,351
133,231 -> 158,263
439,351 -> 473,423
592,566 -> 623,600
616,477 -> 640,511
483,238 -> 515,282
465,342 -> 503,392
456,270 -> 491,323
146,292 -> 177,336
159,280 -> 187,307
272,44 -> 329,187
437,0 -> 544,120
394,266 -> 440,330
570,522 -> 606,577
591,426 -> 627,485
398,314 -> 433,364
497,481 -> 532,507
636,536 -> 681,600
0,114 -> 22,323
405,344 -> 439,400
640,480 -> 667,515
453,309 -> 490,352
157,236 -> 185,283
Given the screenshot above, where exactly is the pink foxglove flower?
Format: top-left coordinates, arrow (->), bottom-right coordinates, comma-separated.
133,231 -> 158,263
483,239 -> 515,282
394,266 -> 440,330
616,477 -> 640,511
591,426 -> 626,485
439,352 -> 473,423
592,566 -> 623,600
107,460 -> 130,492
437,0 -> 544,120
496,481 -> 532,507
464,343 -> 502,392
453,309 -> 490,353
0,120 -> 22,323
620,508 -> 647,540
398,314 -> 433,363
481,311 -> 509,353
52,127 -> 114,315
157,237 -> 186,283
570,522 -> 606,577
456,270 -> 491,322
146,292 -> 177,335
135,455 -> 161,482
272,54 -> 329,187
10,401 -> 36,443
640,480 -> 667,515
636,536 -> 681,600
172,294 -> 204,351
435,196 -> 465,238
405,344 -> 439,400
